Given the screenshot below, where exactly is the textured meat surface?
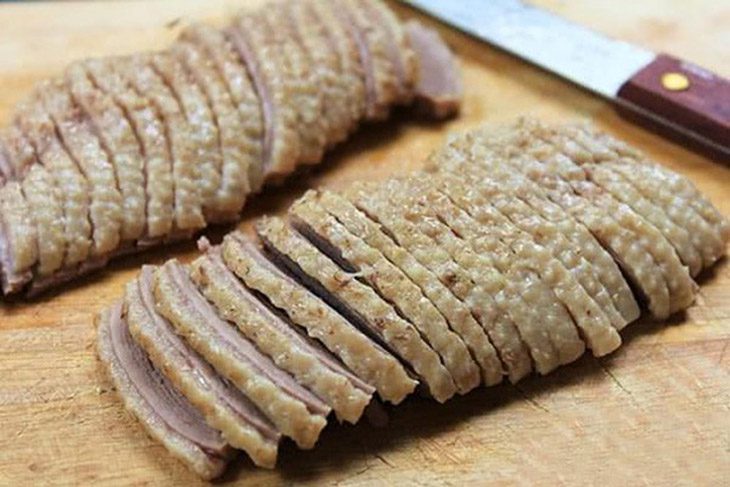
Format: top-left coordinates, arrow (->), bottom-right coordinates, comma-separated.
289,195 -> 481,394
189,250 -> 372,424
256,216 -> 457,402
65,62 -> 146,243
0,182 -> 36,293
153,260 -> 328,449
96,303 -> 231,480
222,233 -> 416,404
125,267 -> 279,468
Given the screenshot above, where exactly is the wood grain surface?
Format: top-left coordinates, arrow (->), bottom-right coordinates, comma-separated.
0,1 -> 728,485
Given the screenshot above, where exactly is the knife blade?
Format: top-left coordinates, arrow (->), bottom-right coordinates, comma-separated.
404,0 -> 730,160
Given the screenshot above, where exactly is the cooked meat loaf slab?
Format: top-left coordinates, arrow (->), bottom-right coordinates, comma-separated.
96,303 -> 232,480
97,120 -> 728,479
125,266 -> 279,468
0,0 -> 459,297
221,232 -> 415,404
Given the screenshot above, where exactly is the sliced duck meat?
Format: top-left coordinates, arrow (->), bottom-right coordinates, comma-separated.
189,248 -> 372,424
334,0 -> 400,120
255,216 -> 457,402
431,173 -> 621,357
427,128 -> 641,328
445,163 -> 631,332
85,57 -> 174,241
312,189 -> 504,386
221,232 -> 416,404
96,302 -> 232,480
153,259 -> 328,449
117,54 -> 205,232
0,182 -> 37,293
365,0 -> 417,103
0,125 -> 35,181
343,181 -> 535,381
124,267 -> 280,468
265,3 -> 327,165
179,24 -> 264,195
149,50 -> 225,224
227,13 -> 301,179
289,194 -> 481,394
307,0 -> 367,136
404,21 -> 463,119
349,179 -> 584,375
39,78 -> 124,257
65,61 -> 146,243
15,97 -> 93,271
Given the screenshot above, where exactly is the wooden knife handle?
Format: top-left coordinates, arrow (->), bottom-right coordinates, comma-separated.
616,54 -> 730,160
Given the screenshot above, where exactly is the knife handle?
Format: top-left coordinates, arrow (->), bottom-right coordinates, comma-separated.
616,54 -> 729,160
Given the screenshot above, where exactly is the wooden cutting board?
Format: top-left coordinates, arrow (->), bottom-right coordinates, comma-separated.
0,1 -> 728,485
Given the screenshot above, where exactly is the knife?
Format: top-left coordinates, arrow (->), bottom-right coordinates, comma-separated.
403,0 -> 730,160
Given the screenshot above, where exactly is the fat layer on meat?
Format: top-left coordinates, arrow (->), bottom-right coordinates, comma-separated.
150,51 -> 224,224
431,174 -> 620,357
118,55 -> 205,232
313,190 -> 504,385
342,182 -> 535,381
255,216 -> 457,402
124,268 -> 280,468
228,13 -> 301,179
97,303 -> 231,480
65,62 -> 146,243
221,232 -> 416,404
40,79 -> 124,256
307,0 -> 367,136
153,260 -> 328,449
189,249 -> 372,424
289,195 -> 481,394
85,57 -> 175,240
0,182 -> 37,293
180,24 -> 264,195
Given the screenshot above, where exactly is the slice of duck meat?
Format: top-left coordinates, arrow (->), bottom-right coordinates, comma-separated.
189,248 -> 372,424
125,267 -> 280,468
153,259 -> 328,449
179,25 -> 264,196
428,128 -> 641,328
39,78 -> 124,257
85,57 -> 174,242
282,1 -> 349,149
333,0 -> 399,121
265,3 -> 327,166
0,125 -> 35,181
307,0 -> 367,136
65,62 -> 146,243
255,216 -> 457,402
289,194 -> 481,394
404,21 -> 463,119
343,181 -> 541,379
96,302 -> 232,480
172,40 -> 254,221
221,232 -> 416,404
432,173 -> 621,357
365,0 -> 417,104
312,189 -> 504,386
451,163 -> 630,332
117,54 -> 205,233
0,182 -> 37,293
227,13 -> 301,180
149,51 -> 225,224
15,97 -> 94,270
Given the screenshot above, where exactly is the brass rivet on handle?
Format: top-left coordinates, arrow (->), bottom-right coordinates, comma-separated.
661,72 -> 690,91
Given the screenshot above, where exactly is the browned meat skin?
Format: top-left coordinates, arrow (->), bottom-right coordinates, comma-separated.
96,303 -> 232,480
221,233 -> 416,404
405,21 -> 463,119
190,249 -> 373,424
153,260 -> 329,449
126,267 -> 280,468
